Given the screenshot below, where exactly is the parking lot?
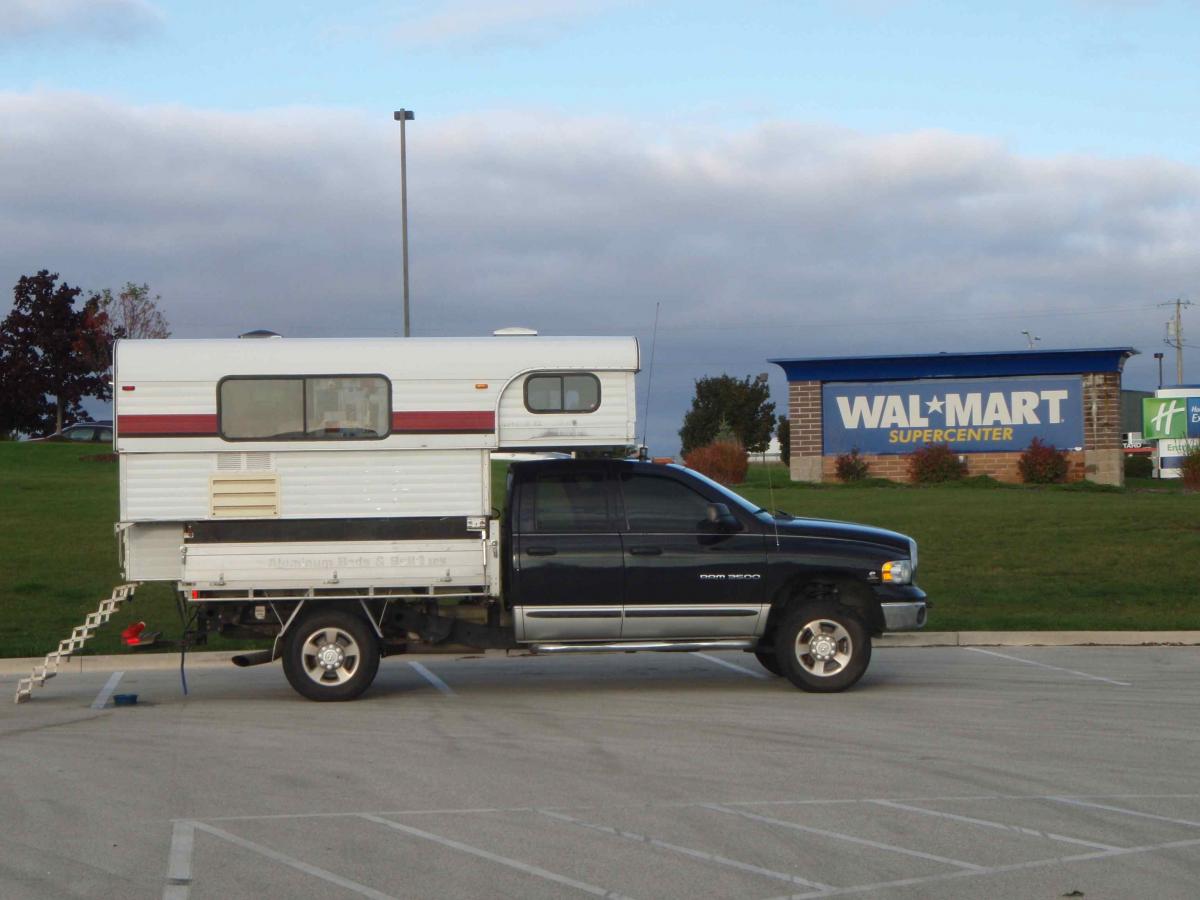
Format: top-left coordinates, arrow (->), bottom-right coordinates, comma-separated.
2,645 -> 1199,899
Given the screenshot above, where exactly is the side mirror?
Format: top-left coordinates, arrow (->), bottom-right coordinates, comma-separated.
706,502 -> 740,531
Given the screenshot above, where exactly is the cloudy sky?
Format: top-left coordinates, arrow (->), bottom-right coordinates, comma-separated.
2,0 -> 1198,453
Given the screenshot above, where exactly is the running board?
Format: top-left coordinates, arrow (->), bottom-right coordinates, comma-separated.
530,639 -> 755,654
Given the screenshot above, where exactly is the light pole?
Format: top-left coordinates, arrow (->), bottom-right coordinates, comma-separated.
393,109 -> 415,337
1154,352 -> 1164,388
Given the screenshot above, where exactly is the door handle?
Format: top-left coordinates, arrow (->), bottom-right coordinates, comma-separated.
629,546 -> 662,556
526,546 -> 557,557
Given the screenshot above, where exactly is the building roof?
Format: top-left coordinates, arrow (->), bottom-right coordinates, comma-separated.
769,347 -> 1138,383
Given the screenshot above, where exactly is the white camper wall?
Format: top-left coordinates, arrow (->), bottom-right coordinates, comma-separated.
121,449 -> 489,521
496,371 -> 636,448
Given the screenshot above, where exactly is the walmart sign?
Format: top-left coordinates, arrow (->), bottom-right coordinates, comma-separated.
822,376 -> 1084,455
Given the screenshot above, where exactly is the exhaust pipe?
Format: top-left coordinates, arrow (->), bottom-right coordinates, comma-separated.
231,650 -> 277,668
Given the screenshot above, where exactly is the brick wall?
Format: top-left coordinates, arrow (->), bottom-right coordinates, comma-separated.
1083,372 -> 1121,450
820,450 -> 1088,484
788,380 -> 822,457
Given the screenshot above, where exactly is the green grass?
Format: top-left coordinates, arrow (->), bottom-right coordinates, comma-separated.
1,446 -> 1197,659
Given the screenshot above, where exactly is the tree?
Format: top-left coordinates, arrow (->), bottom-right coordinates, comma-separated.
95,282 -> 170,340
679,374 -> 777,455
776,415 -> 791,467
0,270 -> 112,435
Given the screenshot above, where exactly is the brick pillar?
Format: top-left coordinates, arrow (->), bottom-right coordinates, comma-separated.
788,380 -> 823,482
1082,371 -> 1123,486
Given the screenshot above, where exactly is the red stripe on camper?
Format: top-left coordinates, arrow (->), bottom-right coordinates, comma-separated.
391,411 -> 495,433
118,414 -> 218,435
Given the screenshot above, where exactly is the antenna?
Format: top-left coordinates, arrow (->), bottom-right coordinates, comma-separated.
639,302 -> 661,460
755,372 -> 781,548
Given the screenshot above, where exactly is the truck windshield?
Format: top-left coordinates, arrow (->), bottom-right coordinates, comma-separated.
667,465 -> 769,518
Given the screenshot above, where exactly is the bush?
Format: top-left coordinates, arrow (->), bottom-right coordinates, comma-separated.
834,447 -> 869,482
1182,443 -> 1200,490
1124,454 -> 1153,479
776,416 -> 790,467
684,440 -> 748,485
1018,438 -> 1069,484
908,443 -> 967,483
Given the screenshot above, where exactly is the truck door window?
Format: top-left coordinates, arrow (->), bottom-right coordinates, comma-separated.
619,473 -> 713,533
530,470 -> 611,532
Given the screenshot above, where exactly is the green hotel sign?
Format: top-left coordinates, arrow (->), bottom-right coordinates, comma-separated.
1143,397 -> 1197,440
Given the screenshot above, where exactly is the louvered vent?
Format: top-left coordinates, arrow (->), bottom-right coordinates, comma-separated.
216,452 -> 274,472
209,473 -> 280,518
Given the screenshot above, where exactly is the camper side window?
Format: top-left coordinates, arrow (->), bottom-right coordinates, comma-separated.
524,374 -> 601,414
219,376 -> 391,441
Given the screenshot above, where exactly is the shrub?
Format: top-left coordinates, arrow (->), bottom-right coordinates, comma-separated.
908,443 -> 967,483
834,447 -> 869,482
1124,454 -> 1153,479
1182,443 -> 1200,490
776,416 -> 790,467
1018,438 -> 1069,484
684,440 -> 748,485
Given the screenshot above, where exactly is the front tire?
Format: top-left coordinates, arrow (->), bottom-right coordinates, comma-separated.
282,608 -> 380,701
775,603 -> 870,692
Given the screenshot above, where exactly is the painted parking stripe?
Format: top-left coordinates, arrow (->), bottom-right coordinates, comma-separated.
1049,796 -> 1200,828
868,799 -> 1124,851
407,661 -> 455,696
704,803 -> 987,872
539,808 -> 833,891
163,819 -> 194,900
192,822 -> 398,900
91,671 -> 124,710
693,652 -> 769,679
361,813 -> 637,899
964,647 -> 1131,686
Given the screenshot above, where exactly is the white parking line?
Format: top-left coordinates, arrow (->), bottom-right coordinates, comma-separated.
539,808 -> 833,891
964,647 -> 1132,686
360,813 -> 637,899
163,819 -> 194,900
192,821 -> 398,900
867,799 -> 1124,851
407,661 -> 455,696
704,803 -> 987,872
693,652 -> 769,679
91,671 -> 124,709
1049,796 -> 1200,829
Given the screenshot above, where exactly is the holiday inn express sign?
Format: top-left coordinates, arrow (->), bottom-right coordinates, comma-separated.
822,376 -> 1084,455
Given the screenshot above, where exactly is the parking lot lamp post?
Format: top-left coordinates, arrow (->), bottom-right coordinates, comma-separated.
393,109 -> 415,337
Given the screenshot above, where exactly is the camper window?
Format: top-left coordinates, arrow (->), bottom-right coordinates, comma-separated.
524,374 -> 601,414
219,375 -> 391,441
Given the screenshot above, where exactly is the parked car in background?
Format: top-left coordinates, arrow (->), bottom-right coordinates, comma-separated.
29,420 -> 113,443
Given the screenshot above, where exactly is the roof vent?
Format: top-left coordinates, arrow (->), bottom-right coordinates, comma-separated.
493,327 -> 538,336
239,329 -> 282,339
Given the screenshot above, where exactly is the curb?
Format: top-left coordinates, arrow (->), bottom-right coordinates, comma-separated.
2,633 -> 1200,675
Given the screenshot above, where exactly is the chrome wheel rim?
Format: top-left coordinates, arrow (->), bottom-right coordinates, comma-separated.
300,627 -> 361,687
794,618 -> 853,677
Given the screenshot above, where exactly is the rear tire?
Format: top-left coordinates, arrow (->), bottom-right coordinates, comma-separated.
282,608 -> 380,701
754,650 -> 783,676
775,603 -> 870,693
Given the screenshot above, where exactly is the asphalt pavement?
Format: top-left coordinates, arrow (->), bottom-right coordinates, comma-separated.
1,646 -> 1198,899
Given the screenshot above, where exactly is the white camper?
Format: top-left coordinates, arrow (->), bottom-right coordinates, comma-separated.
114,334 -> 640,598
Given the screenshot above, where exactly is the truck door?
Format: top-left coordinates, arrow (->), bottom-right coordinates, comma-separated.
513,462 -> 624,641
617,468 -> 766,639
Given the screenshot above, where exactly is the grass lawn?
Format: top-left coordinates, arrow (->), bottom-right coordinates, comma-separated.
1,444 -> 1196,659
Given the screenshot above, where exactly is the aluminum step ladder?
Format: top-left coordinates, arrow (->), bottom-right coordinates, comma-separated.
14,584 -> 137,704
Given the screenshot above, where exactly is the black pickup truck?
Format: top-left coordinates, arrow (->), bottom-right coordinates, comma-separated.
209,459 -> 926,700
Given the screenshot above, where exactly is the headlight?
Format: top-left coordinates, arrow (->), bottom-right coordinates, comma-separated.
881,560 -> 912,584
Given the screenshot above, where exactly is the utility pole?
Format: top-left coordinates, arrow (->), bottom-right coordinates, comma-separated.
1161,298 -> 1192,385
393,109 -> 415,337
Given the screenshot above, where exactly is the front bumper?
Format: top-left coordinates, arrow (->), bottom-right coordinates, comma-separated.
873,584 -> 929,632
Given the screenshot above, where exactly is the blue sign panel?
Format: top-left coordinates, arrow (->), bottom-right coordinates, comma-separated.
1190,399 -> 1200,437
822,376 -> 1084,455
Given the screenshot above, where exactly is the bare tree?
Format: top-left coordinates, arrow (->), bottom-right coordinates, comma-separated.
95,282 -> 170,339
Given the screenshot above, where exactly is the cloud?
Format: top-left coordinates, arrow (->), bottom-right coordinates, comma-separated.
392,0 -> 629,49
0,0 -> 162,42
1,90 -> 1197,453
